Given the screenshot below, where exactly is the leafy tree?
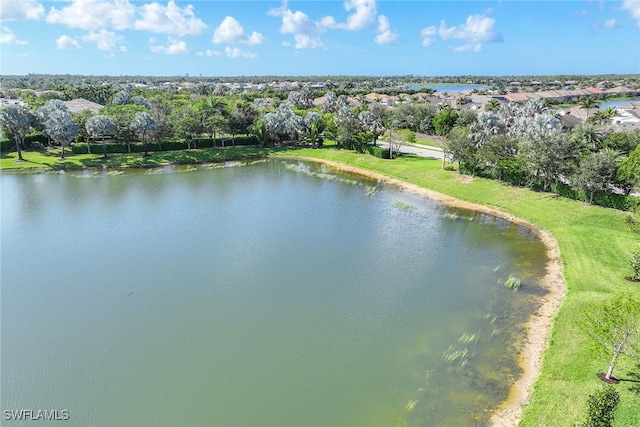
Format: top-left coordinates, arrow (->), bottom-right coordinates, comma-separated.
579,292 -> 640,382
477,135 -> 523,183
71,109 -> 94,149
130,112 -> 157,156
442,125 -> 480,174
433,106 -> 458,136
101,104 -> 147,152
170,105 -> 202,151
43,108 -> 78,159
0,104 -> 34,161
520,132 -> 582,191
86,115 -> 116,159
572,149 -> 623,204
603,131 -> 639,155
617,144 -> 640,194
227,102 -> 257,145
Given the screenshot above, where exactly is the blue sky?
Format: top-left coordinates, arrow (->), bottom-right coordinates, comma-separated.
1,0 -> 639,77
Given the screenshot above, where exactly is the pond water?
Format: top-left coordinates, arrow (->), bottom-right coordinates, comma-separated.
408,84 -> 491,92
598,98 -> 640,110
1,159 -> 549,426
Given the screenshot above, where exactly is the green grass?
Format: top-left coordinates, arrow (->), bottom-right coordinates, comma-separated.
2,145 -> 640,426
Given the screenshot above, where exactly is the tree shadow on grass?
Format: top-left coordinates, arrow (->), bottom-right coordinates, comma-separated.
619,361 -> 640,395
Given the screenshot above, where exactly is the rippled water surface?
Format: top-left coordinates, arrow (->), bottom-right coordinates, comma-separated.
1,159 -> 548,426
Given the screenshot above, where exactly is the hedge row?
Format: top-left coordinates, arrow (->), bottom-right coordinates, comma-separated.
1,134 -> 49,152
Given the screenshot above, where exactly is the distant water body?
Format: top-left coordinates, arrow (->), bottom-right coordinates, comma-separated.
408,84 -> 491,92
598,98 -> 640,109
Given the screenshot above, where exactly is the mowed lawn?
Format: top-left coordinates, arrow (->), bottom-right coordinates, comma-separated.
2,146 -> 640,426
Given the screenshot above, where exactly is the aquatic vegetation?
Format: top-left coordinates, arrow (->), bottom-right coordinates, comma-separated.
395,201 -> 414,211
405,399 -> 419,412
459,332 -> 480,344
504,275 -> 521,291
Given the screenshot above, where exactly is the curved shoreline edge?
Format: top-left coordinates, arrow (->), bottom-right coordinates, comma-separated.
1,154 -> 568,425
283,156 -> 567,427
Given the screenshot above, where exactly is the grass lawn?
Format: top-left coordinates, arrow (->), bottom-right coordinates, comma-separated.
2,145 -> 640,426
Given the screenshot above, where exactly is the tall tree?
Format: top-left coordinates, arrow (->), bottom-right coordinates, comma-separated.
43,108 -> 79,160
0,104 -> 34,161
572,149 -> 623,204
130,112 -> 158,156
170,106 -> 201,151
86,115 -> 116,159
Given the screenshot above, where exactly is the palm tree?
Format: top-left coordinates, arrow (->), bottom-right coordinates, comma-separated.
130,112 -> 158,156
579,96 -> 598,122
86,115 -> 116,159
485,99 -> 501,112
572,123 -> 604,152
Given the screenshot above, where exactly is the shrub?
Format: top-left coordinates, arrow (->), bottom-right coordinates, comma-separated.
630,246 -> 640,280
29,141 -> 43,150
583,385 -> 620,427
367,145 -> 391,159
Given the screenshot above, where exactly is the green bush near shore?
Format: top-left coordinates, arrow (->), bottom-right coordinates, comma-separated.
1,145 -> 639,426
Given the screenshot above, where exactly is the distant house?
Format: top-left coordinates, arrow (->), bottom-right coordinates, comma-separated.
63,98 -> 104,114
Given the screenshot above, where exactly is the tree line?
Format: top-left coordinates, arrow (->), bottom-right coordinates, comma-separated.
1,85 -> 639,209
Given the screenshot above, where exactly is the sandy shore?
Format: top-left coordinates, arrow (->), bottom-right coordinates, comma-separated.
287,156 -> 567,427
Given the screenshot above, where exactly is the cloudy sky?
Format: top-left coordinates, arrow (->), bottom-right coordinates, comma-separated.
1,0 -> 639,76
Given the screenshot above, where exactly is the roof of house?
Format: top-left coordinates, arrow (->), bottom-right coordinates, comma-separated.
63,98 -> 104,114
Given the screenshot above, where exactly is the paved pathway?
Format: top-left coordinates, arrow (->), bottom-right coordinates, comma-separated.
376,141 -> 444,160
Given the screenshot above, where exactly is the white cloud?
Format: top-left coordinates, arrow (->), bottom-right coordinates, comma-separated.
293,34 -> 323,49
82,29 -> 126,51
47,0 -> 136,31
422,14 -> 502,52
56,35 -> 81,49
0,0 -> 45,21
438,15 -> 502,43
272,7 -> 329,35
622,0 -> 640,27
0,27 -> 27,44
374,14 -> 398,44
212,16 -> 265,45
224,46 -> 257,59
134,0 -> 207,36
603,18 -> 618,29
150,37 -> 189,54
342,0 -> 377,30
420,26 -> 437,47
197,49 -> 222,57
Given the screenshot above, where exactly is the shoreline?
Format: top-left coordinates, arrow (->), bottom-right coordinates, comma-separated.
1,154 -> 568,425
285,156 -> 567,427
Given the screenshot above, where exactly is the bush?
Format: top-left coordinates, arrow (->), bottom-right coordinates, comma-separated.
630,246 -> 640,280
583,385 -> 620,427
367,145 -> 391,159
30,141 -> 44,150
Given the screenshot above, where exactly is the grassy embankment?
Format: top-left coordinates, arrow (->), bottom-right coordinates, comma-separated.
2,145 -> 639,426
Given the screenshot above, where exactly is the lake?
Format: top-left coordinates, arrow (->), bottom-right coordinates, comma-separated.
408,84 -> 491,92
1,159 -> 548,426
598,98 -> 640,109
